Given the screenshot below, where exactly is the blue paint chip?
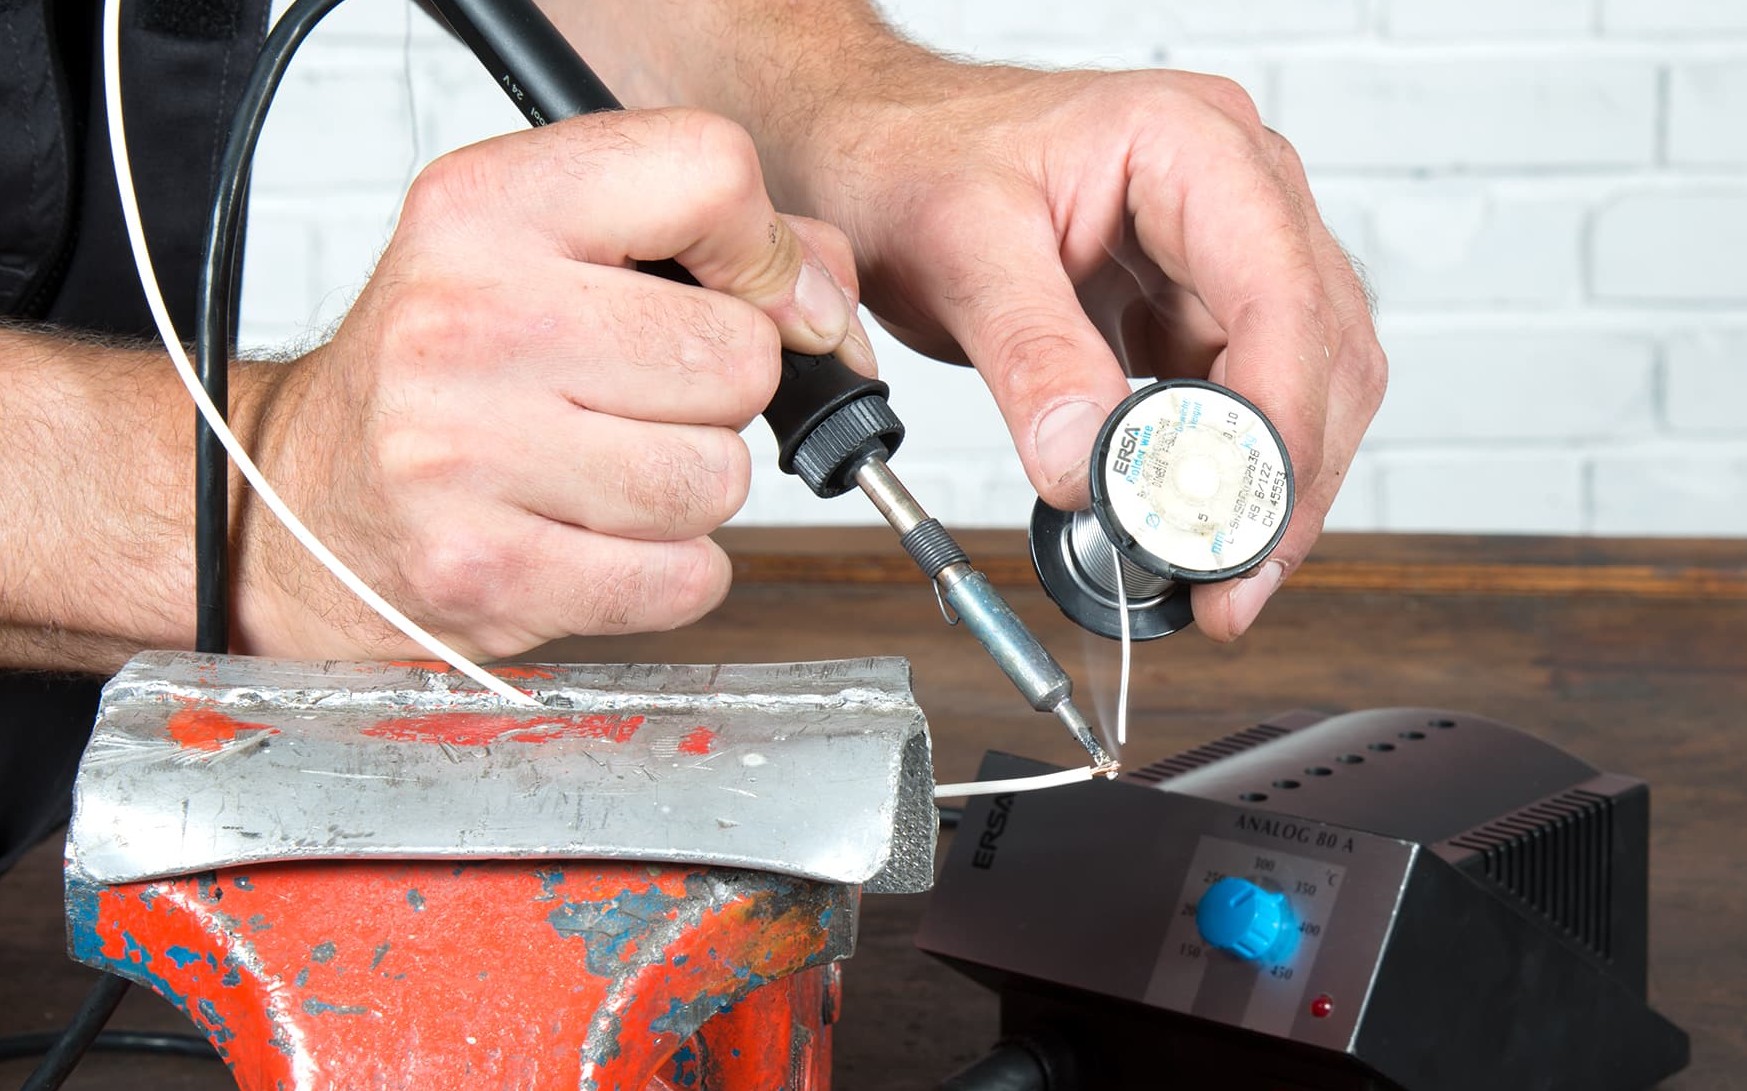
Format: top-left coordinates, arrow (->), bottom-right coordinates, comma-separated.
301,998 -> 369,1016
166,945 -> 203,969
407,888 -> 426,912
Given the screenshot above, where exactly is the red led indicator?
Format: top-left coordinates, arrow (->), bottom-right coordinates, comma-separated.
1310,994 -> 1335,1019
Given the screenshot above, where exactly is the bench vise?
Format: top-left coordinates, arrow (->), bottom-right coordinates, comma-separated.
63,652 -> 937,1090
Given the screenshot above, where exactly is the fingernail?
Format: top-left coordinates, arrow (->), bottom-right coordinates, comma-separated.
793,260 -> 853,344
1034,401 -> 1106,488
835,313 -> 878,376
1226,560 -> 1286,636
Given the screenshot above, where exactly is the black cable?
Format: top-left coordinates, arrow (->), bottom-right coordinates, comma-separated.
0,1030 -> 218,1064
17,976 -> 130,1091
195,0 -> 349,658
937,805 -> 964,830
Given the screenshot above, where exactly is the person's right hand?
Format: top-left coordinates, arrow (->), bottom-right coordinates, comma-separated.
228,108 -> 870,662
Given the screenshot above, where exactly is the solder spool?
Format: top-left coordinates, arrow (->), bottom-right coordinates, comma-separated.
1029,379 -> 1295,640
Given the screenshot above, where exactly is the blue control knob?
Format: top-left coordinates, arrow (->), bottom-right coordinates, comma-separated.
1196,877 -> 1293,960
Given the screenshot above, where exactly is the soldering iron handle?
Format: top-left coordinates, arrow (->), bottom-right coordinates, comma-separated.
425,0 -> 623,121
428,0 -> 904,498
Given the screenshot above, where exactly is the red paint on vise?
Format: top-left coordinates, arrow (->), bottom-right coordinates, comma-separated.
676,727 -> 718,756
363,712 -> 645,746
75,860 -> 844,1090
166,708 -> 278,752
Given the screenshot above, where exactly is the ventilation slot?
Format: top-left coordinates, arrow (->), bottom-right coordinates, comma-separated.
1125,723 -> 1289,785
1447,788 -> 1614,960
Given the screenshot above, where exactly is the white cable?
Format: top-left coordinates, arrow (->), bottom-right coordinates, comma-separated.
101,0 -> 537,707
934,766 -> 1099,799
1113,542 -> 1132,746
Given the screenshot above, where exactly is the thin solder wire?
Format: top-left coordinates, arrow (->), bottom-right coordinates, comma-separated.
101,0 -> 536,708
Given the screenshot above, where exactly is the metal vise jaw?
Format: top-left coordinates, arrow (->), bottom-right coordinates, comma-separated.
64,653 -> 937,1090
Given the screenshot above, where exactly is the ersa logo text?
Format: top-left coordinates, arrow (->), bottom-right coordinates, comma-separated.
1112,424 -> 1149,480
970,794 -> 1015,870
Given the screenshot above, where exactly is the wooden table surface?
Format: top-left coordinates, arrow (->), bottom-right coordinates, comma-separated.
2,530 -> 1743,1089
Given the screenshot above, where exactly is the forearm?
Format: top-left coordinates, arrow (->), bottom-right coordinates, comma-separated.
537,0 -> 958,212
0,327 -> 273,672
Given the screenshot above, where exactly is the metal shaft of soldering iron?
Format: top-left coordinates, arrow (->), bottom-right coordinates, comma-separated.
855,459 -> 1118,773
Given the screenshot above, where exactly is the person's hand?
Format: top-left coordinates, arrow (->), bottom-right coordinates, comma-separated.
231,108 -> 870,661
791,65 -> 1385,640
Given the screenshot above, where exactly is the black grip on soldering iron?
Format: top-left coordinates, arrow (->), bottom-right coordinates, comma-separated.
766,353 -> 904,497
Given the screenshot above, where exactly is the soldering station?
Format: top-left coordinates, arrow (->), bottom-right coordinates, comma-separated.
13,1 -> 1688,1089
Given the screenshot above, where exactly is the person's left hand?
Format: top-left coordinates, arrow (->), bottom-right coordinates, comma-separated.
785,64 -> 1386,640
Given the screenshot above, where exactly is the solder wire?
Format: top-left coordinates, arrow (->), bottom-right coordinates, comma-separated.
101,0 -> 536,708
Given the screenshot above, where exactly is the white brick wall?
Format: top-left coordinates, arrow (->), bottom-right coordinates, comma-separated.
242,0 -> 1747,538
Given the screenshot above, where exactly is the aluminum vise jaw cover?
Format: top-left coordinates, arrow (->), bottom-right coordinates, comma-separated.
66,652 -> 938,894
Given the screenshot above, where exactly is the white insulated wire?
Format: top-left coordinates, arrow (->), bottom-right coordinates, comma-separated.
933,766 -> 1098,799
101,0 -> 537,707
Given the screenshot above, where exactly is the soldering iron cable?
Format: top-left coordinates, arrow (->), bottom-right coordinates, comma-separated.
101,0 -> 537,708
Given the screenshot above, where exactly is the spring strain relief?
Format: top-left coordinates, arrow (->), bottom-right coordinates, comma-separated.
900,519 -> 969,579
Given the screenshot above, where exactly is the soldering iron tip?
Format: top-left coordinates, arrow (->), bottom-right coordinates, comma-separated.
1054,698 -> 1119,776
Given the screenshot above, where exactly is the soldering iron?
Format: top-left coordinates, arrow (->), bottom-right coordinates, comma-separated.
414,0 -> 1121,770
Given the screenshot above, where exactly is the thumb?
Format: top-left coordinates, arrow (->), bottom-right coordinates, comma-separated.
911,191 -> 1131,509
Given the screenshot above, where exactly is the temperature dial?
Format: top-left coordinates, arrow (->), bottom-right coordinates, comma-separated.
1196,877 -> 1295,961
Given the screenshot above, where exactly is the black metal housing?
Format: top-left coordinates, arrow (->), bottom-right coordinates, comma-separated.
919,710 -> 1688,1090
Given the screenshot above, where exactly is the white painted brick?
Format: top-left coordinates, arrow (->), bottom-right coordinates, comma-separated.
1667,60 -> 1747,167
1323,450 -> 1382,530
1366,330 -> 1657,442
875,0 -> 965,50
1381,0 -> 1596,39
1277,57 -> 1658,170
309,206 -> 401,332
1591,446 -> 1747,534
238,204 -> 317,333
415,53 -> 534,162
1314,190 -> 1373,269
253,51 -> 418,191
1128,0 -> 1366,41
1379,452 -> 1585,533
960,0 -> 1105,43
954,0 -> 1361,47
272,0 -> 454,42
1367,182 -> 1584,307
1665,331 -> 1747,432
1591,190 -> 1747,304
1601,0 -> 1747,34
